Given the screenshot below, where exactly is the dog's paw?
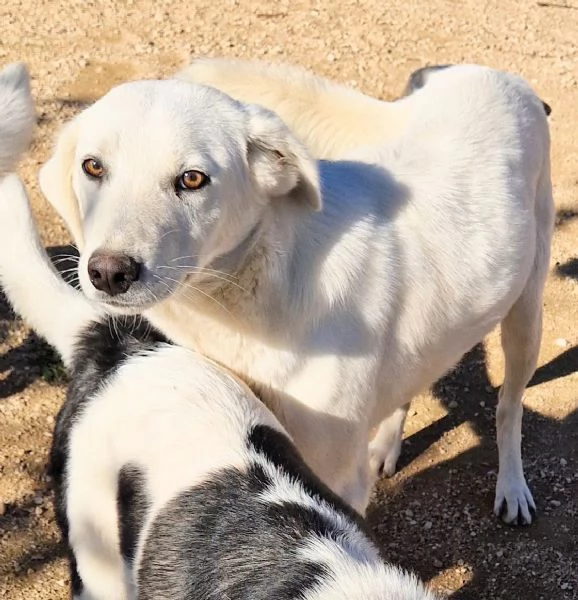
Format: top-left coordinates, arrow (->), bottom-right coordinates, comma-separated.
368,440 -> 401,479
494,476 -> 536,526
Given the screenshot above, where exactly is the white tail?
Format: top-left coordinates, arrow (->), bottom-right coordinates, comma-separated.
0,175 -> 102,365
176,58 -> 410,159
0,62 -> 35,177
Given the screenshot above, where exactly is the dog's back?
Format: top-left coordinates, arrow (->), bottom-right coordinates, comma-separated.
176,57 -> 411,158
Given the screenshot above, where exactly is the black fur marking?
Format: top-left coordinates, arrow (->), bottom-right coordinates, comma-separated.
118,464 -> 151,562
138,464 -> 330,600
248,424 -> 367,529
401,64 -> 452,97
137,425 -> 377,598
48,315 -> 167,595
69,551 -> 83,597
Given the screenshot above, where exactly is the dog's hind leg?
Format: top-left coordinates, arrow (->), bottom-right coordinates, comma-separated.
494,176 -> 554,526
494,282 -> 542,525
0,175 -> 102,366
368,403 -> 410,479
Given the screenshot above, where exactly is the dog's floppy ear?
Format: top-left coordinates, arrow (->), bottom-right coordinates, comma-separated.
245,104 -> 321,212
39,119 -> 84,246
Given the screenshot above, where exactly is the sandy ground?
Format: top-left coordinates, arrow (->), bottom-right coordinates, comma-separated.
0,0 -> 577,598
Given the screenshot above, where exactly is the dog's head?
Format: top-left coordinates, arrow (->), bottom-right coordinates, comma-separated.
40,79 -> 320,313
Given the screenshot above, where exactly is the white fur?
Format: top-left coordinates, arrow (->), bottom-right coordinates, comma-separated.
0,171 -> 434,599
0,175 -> 101,366
175,58 -> 412,158
0,62 -> 98,366
300,537 -> 437,600
67,347 -> 283,600
0,62 -> 35,177
38,62 -> 554,523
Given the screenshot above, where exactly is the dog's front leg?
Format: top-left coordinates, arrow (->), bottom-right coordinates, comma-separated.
368,403 -> 411,479
494,285 -> 544,525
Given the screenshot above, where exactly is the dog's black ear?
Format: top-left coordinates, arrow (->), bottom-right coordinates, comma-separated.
401,64 -> 453,98
245,104 -> 321,211
541,100 -> 552,117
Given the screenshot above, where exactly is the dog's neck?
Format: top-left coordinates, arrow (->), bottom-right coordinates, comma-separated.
146,157 -> 399,356
150,200 -> 314,348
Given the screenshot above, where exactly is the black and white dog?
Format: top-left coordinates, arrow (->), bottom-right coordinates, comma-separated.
0,63 -> 436,600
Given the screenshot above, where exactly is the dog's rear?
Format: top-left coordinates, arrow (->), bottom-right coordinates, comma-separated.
0,62 -> 100,365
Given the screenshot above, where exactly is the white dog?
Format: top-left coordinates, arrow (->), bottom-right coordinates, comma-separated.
0,64 -> 435,600
38,60 -> 554,524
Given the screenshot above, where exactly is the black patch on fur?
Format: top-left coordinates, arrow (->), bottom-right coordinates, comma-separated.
118,464 -> 151,562
138,464 -> 331,600
137,425 -> 376,598
69,552 -> 83,596
401,64 -> 452,97
248,424 -> 367,529
48,316 -> 167,595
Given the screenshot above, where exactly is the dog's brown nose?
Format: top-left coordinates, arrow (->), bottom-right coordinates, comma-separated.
87,253 -> 141,296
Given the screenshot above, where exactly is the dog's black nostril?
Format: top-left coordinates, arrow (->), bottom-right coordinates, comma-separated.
87,253 -> 142,296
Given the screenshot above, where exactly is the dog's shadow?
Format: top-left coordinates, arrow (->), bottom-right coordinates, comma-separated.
364,204 -> 578,595
367,341 -> 578,598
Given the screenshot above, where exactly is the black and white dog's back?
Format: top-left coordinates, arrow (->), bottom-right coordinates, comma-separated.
0,63 -> 435,600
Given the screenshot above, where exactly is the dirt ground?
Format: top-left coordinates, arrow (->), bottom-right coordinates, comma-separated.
0,0 -> 577,598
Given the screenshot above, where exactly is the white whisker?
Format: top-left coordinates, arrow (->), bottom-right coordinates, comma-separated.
154,273 -> 238,323
157,265 -> 248,294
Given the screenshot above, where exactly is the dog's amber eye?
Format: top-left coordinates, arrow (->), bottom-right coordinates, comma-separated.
82,158 -> 105,179
177,170 -> 209,191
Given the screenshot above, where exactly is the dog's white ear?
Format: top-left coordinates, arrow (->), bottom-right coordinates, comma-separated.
39,120 -> 84,246
245,104 -> 321,211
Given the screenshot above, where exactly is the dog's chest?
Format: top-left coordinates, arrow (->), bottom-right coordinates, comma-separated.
146,302 -> 300,388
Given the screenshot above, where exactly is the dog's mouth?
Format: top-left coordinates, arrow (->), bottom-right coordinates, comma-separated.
98,296 -> 156,315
